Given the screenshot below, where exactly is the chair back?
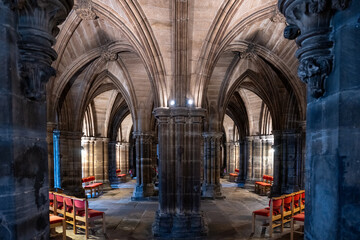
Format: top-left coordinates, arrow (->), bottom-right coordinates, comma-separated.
74,199 -> 86,210
49,192 -> 54,200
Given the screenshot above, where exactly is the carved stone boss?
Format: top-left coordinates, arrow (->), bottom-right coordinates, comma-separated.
278,0 -> 351,98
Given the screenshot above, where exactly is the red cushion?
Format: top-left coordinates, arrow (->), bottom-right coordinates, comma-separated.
293,213 -> 305,222
253,208 -> 271,217
50,215 -> 64,224
118,174 -> 126,177
85,183 -> 103,188
77,209 -> 104,218
235,169 -> 239,173
229,173 -> 238,177
116,169 -> 121,173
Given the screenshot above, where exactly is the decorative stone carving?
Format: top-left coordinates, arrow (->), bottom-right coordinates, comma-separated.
278,0 -> 351,98
270,8 -> 286,23
239,44 -> 256,59
101,46 -> 118,62
17,0 -> 73,101
75,0 -> 97,20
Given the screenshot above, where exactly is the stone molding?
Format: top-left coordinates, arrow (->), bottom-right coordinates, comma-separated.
202,132 -> 223,141
75,0 -> 97,20
278,0 -> 351,98
16,0 -> 72,101
133,132 -> 155,144
101,45 -> 118,62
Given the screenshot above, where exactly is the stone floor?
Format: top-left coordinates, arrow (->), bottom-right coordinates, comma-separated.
51,179 -> 304,240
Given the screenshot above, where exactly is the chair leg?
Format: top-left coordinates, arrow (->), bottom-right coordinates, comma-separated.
291,218 -> 294,240
269,218 -> 273,238
73,218 -> 77,234
62,219 -> 66,240
103,214 -> 106,234
85,220 -> 89,239
252,213 -> 255,234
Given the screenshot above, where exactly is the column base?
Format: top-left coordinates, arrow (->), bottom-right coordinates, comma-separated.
152,211 -> 208,238
131,183 -> 155,200
201,183 -> 225,199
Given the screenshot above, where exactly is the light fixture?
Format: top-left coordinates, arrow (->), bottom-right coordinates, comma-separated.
169,100 -> 175,106
187,99 -> 193,106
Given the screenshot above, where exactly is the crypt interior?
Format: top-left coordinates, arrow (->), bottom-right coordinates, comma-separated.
0,0 -> 359,239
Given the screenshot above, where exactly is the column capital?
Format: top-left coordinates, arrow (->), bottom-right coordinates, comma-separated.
202,132 -> 223,140
278,0 -> 351,98
16,0 -> 73,101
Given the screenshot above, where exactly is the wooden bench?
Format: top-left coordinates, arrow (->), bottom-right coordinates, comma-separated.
229,169 -> 240,182
50,214 -> 66,240
255,175 -> 273,195
116,169 -> 127,182
82,176 -> 103,197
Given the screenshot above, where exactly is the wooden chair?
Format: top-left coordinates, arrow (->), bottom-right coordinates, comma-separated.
281,193 -> 294,232
116,169 -> 127,182
50,214 -> 66,240
83,176 -> 103,197
300,190 -> 305,211
49,192 -> 54,213
255,175 -> 273,195
55,194 -> 65,216
63,196 -> 76,233
292,191 -> 302,216
73,197 -> 106,239
291,213 -> 305,240
252,196 -> 283,237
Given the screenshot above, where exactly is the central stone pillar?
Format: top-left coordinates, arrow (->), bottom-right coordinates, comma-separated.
202,132 -> 223,199
152,107 -> 208,238
271,130 -> 303,196
59,131 -> 84,197
132,132 -> 155,200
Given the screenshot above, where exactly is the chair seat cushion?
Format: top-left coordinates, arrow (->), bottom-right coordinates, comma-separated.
229,173 -> 238,177
85,183 -> 103,188
117,174 -> 126,177
253,208 -> 270,217
293,213 -> 305,222
77,209 -> 104,218
50,215 -> 64,224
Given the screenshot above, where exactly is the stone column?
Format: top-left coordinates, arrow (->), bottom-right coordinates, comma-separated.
245,136 -> 254,180
252,136 -> 262,180
59,131 -> 84,197
81,137 -> 90,177
153,107 -> 207,238
108,141 -> 117,185
132,133 -> 155,200
93,137 -> 109,184
279,1 -> 360,238
120,142 -> 130,174
0,1 -> 72,238
202,132 -> 223,199
88,137 -> 95,176
47,122 -> 57,189
271,130 -> 302,196
236,140 -> 247,184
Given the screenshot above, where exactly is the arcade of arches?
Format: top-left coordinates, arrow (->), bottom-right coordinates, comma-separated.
0,0 -> 359,239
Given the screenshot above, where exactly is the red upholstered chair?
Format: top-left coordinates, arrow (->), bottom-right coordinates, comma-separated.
291,213 -> 305,240
50,214 -> 66,240
73,198 -> 106,239
281,194 -> 294,232
252,196 -> 283,237
49,192 -> 54,213
229,173 -> 238,182
116,169 -> 127,182
292,191 -> 302,215
55,194 -> 65,216
301,191 -> 305,211
63,196 -> 75,233
83,176 -> 103,197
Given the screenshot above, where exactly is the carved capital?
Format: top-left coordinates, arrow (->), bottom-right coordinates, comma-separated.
75,0 -> 97,20
270,8 -> 286,23
17,0 -> 73,101
278,0 -> 351,98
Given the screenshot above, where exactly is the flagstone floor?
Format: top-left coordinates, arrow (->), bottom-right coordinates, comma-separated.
51,179 -> 303,240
